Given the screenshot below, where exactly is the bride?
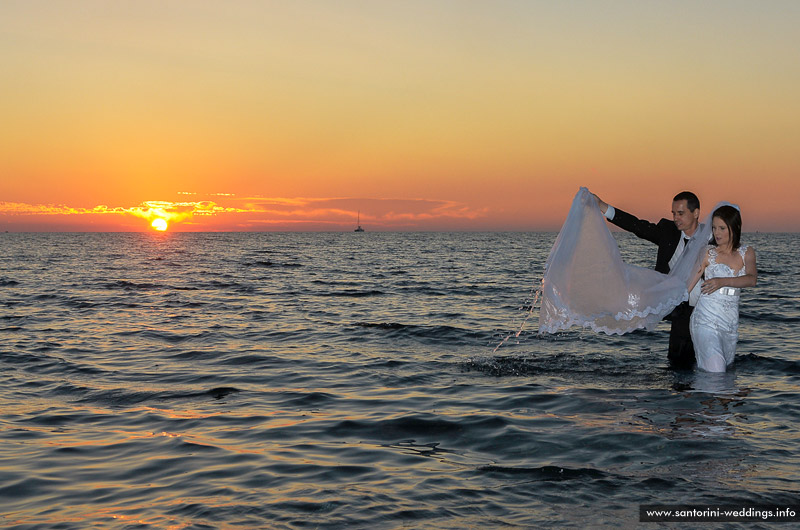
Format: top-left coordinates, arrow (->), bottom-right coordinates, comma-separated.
688,205 -> 757,372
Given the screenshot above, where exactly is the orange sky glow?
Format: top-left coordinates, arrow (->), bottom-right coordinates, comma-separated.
2,1 -> 799,232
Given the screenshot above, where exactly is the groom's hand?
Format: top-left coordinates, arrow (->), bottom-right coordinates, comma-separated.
592,194 -> 609,215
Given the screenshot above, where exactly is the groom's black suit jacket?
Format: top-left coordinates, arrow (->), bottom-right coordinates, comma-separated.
609,208 -> 681,274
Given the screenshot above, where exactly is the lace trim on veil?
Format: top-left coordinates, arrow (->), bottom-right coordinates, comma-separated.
539,188 -> 727,336
539,293 -> 689,336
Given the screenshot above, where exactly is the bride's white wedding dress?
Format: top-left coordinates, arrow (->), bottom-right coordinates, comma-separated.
690,246 -> 750,372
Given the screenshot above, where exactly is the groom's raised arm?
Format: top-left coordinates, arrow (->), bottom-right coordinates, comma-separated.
592,193 -> 665,245
608,207 -> 663,246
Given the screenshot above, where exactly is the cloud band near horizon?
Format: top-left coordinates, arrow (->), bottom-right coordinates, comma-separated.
0,196 -> 488,231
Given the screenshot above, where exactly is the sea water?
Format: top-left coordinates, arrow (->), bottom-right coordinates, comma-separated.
1,232 -> 798,529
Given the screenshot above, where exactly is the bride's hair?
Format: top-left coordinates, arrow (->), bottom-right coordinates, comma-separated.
711,205 -> 742,249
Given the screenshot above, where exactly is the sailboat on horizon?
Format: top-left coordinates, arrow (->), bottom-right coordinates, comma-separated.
354,211 -> 365,232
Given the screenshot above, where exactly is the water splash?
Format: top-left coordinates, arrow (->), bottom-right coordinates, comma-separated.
492,279 -> 542,353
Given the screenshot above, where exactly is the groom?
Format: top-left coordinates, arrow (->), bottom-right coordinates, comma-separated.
593,191 -> 701,369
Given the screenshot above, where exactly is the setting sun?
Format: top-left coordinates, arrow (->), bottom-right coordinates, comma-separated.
151,218 -> 168,231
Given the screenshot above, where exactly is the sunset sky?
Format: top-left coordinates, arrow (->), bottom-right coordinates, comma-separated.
2,1 -> 798,232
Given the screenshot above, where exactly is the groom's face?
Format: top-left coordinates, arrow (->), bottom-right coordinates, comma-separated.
672,199 -> 700,234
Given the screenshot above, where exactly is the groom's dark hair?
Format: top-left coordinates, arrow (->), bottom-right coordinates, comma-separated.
673,191 -> 700,212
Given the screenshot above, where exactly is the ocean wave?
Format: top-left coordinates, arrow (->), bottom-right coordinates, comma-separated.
353,322 -> 480,344
69,385 -> 243,406
321,289 -> 387,297
477,464 -> 607,481
0,349 -> 106,378
242,260 -> 303,268
741,311 -> 800,323
324,413 -> 510,443
101,280 -> 163,291
277,391 -> 337,408
311,279 -> 361,287
736,353 -> 800,374
111,329 -> 227,344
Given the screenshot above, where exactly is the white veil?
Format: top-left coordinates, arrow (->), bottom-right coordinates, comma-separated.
538,187 -> 717,336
